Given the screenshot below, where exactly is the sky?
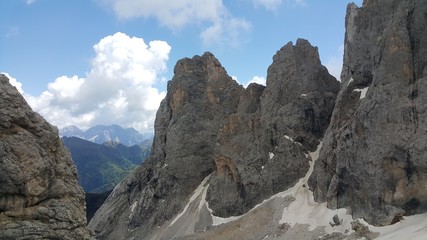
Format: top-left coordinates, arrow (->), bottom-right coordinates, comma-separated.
0,0 -> 363,134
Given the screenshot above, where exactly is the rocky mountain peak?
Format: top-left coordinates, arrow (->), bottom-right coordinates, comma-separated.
272,38 -> 321,66
0,74 -> 91,239
173,52 -> 230,85
262,39 -> 340,150
89,40 -> 340,239
89,52 -> 243,239
88,1 -> 427,237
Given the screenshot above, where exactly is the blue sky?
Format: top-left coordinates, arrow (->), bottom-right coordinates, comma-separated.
0,0 -> 362,133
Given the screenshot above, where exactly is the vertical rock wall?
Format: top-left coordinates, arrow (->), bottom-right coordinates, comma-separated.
0,74 -> 91,239
207,39 -> 340,217
309,0 -> 427,225
89,40 -> 340,239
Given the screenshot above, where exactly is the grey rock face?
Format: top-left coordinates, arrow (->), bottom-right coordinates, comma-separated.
309,0 -> 427,225
0,74 -> 91,239
89,40 -> 340,239
89,52 -> 243,239
207,39 -> 340,217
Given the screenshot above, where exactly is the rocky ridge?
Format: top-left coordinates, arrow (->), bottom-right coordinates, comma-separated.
0,74 -> 91,239
308,0 -> 427,226
90,0 -> 427,238
89,39 -> 340,239
206,39 -> 340,217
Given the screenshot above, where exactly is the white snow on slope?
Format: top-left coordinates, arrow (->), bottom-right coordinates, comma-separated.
169,174 -> 211,226
278,142 -> 355,234
128,200 -> 138,219
269,152 -> 274,159
203,142 -> 327,228
165,140 -> 427,239
284,135 -> 294,142
353,87 -> 369,99
284,135 -> 302,146
365,213 -> 427,240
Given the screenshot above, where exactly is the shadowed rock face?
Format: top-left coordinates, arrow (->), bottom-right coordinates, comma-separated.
207,39 -> 340,217
309,0 -> 427,226
0,74 -> 91,239
89,40 -> 340,239
88,52 -> 243,239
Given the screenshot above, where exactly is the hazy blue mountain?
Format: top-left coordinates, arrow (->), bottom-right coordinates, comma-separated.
60,124 -> 152,146
62,136 -> 150,193
59,125 -> 84,138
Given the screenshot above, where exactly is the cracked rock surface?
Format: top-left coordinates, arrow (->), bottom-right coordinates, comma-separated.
309,0 -> 427,226
0,74 -> 91,240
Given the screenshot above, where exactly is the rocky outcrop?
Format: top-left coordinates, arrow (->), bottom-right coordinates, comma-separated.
89,40 -> 340,239
0,74 -> 91,239
309,0 -> 427,226
89,52 -> 243,239
206,39 -> 340,217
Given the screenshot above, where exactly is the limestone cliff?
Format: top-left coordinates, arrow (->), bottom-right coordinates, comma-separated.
89,52 -> 243,239
206,39 -> 340,217
0,74 -> 91,239
309,0 -> 427,226
89,40 -> 340,239
91,0 -> 427,238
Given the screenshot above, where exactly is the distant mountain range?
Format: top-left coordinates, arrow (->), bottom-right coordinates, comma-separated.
60,124 -> 153,146
62,136 -> 150,193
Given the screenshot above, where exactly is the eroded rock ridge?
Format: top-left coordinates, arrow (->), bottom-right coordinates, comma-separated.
89,40 -> 340,239
309,0 -> 427,226
0,74 -> 91,239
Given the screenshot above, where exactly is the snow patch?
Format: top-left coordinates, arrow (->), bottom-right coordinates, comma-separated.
300,93 -> 307,97
169,174 -> 211,226
284,135 -> 294,142
166,139 -> 427,239
205,142 -> 327,228
206,203 -> 242,226
128,200 -> 138,219
262,165 -> 264,170
284,135 -> 302,146
278,141 -> 355,234
347,77 -> 354,86
374,213 -> 427,239
353,87 -> 369,99
269,152 -> 274,159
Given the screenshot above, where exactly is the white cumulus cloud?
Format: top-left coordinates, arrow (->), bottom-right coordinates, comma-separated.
2,72 -> 24,94
25,32 -> 171,133
103,0 -> 250,47
324,44 -> 344,81
245,75 -> 266,88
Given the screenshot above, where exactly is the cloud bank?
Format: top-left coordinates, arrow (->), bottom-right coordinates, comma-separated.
22,32 -> 170,133
324,45 -> 344,81
103,0 -> 250,47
